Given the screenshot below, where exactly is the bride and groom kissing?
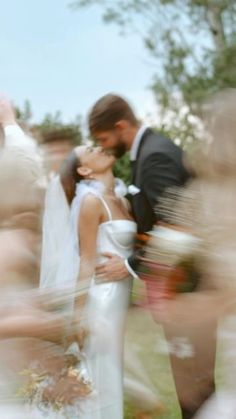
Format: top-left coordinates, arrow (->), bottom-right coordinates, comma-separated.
41,93 -> 215,418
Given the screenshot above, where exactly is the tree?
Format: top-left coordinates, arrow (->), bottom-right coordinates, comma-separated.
113,153 -> 132,185
71,0 -> 236,146
15,102 -> 83,146
33,111 -> 83,146
15,100 -> 32,123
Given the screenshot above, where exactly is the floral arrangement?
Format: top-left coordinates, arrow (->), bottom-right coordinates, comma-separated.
137,187 -> 202,302
16,286 -> 94,417
17,341 -> 93,413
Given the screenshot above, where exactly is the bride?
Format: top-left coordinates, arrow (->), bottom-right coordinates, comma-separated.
39,145 -> 136,418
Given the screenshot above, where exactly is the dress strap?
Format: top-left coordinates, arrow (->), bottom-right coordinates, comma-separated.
98,196 -> 112,221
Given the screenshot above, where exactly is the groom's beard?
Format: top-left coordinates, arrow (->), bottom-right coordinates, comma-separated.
113,142 -> 127,158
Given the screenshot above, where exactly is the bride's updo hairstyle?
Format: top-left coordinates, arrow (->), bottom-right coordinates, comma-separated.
60,149 -> 83,205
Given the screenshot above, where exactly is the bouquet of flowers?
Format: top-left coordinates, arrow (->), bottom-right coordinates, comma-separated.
17,341 -> 94,413
17,289 -> 94,413
137,188 -> 201,306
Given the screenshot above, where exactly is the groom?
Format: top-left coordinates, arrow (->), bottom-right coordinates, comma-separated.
88,93 -> 215,419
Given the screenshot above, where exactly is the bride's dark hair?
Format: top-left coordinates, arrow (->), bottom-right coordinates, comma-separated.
60,149 -> 84,205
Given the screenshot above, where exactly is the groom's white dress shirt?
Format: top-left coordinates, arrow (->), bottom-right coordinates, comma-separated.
130,124 -> 148,161
125,125 -> 148,280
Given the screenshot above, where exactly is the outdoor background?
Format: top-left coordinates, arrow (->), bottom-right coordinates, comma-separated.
1,1 -> 235,417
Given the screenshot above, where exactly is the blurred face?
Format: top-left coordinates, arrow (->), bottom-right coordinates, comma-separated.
93,129 -> 127,158
43,140 -> 74,174
75,145 -> 116,176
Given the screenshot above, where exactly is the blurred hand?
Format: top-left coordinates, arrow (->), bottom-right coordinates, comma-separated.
66,322 -> 89,351
95,252 -> 129,282
0,95 -> 16,126
0,303 -> 66,344
33,310 -> 66,344
42,374 -> 90,405
76,327 -> 89,350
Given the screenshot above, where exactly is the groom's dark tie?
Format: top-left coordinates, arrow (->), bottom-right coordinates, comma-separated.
131,160 -> 136,182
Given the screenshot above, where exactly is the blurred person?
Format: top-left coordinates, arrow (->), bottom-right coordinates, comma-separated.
0,96 -> 44,288
0,97 -> 67,418
39,144 -> 137,418
0,126 -> 4,147
135,88 -> 236,419
0,290 -> 80,418
87,93 -> 217,419
40,127 -> 81,178
178,89 -> 236,418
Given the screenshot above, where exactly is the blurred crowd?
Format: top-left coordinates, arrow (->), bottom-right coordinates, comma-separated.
0,96 -> 77,418
0,89 -> 236,419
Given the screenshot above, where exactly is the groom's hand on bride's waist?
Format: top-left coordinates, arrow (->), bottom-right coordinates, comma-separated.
95,253 -> 130,282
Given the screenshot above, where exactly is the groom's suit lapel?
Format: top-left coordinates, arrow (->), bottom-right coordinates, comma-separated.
131,160 -> 137,183
130,128 -> 152,229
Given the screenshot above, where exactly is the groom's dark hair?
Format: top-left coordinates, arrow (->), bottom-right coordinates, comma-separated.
89,94 -> 138,135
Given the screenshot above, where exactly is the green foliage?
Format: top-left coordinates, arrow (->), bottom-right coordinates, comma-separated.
15,101 -> 83,147
15,100 -> 32,122
71,0 -> 236,147
113,153 -> 131,185
34,112 -> 83,146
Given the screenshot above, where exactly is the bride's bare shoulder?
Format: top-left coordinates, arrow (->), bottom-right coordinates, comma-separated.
80,194 -> 103,214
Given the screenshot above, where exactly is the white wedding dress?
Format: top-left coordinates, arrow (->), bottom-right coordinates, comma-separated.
76,199 -> 136,419
39,179 -> 137,418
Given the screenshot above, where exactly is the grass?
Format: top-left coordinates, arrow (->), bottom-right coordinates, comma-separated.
124,307 -> 181,418
123,306 -> 226,418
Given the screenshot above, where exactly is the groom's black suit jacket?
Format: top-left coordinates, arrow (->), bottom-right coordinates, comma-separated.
128,128 -> 190,271
127,129 -> 214,419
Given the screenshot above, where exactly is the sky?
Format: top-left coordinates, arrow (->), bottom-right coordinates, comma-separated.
0,0 -> 158,128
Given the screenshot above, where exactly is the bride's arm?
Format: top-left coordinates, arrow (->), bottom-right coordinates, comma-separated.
75,194 -> 102,322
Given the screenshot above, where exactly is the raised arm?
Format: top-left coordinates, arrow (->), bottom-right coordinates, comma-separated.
0,96 -> 32,148
0,95 -> 44,189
